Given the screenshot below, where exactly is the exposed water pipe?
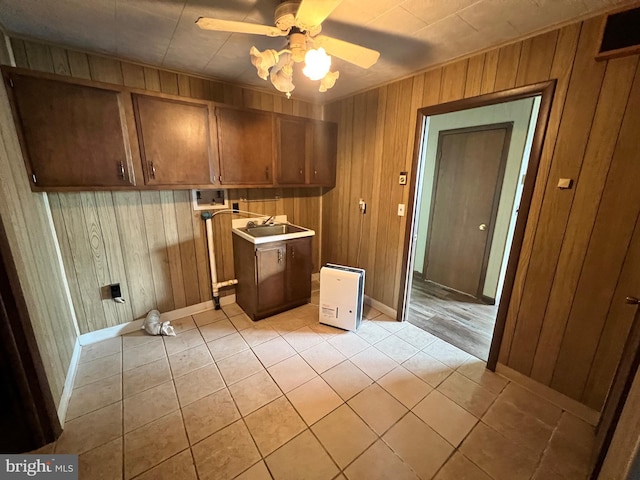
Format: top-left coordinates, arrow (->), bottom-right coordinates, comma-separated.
201,211 -> 238,309
201,208 -> 280,309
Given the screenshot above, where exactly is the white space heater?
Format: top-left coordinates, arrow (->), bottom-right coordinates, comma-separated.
319,264 -> 365,331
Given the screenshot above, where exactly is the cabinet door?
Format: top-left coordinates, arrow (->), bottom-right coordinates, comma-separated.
276,116 -> 307,185
308,120 -> 337,186
133,94 -> 216,185
286,237 -> 312,303
6,73 -> 136,188
216,107 -> 275,185
256,243 -> 287,311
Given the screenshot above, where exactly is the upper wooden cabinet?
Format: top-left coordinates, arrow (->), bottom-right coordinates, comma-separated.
276,116 -> 307,185
215,106 -> 275,186
308,120 -> 337,186
4,71 -> 138,189
2,67 -> 337,191
276,115 -> 337,187
133,94 -> 217,186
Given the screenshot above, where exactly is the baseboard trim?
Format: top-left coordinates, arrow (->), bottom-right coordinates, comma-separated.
57,338 -> 81,425
481,295 -> 496,305
496,363 -> 600,426
364,295 -> 397,319
78,296 -> 236,346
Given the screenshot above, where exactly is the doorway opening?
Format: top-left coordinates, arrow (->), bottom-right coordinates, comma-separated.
397,82 -> 555,366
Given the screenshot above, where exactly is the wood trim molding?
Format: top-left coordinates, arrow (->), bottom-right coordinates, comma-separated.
496,363 -> 600,426
0,215 -> 62,446
396,81 -> 557,372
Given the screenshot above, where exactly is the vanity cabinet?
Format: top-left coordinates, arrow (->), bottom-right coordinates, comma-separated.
215,106 -> 275,186
3,71 -> 139,189
132,94 -> 218,186
232,234 -> 312,320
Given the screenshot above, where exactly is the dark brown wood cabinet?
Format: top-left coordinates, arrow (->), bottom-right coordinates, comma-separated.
216,106 -> 275,186
232,234 -> 312,320
133,94 -> 217,186
308,120 -> 338,186
2,67 -> 337,191
4,72 -> 138,189
276,116 -> 307,185
275,116 -> 337,187
285,237 -> 313,302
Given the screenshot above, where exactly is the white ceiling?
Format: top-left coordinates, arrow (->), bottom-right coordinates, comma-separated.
0,0 -> 632,102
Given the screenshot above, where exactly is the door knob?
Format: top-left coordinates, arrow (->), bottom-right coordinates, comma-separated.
479,224 -> 487,231
625,296 -> 640,305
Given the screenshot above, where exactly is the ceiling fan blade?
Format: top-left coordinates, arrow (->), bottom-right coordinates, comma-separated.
295,0 -> 343,30
195,17 -> 287,37
313,35 -> 380,69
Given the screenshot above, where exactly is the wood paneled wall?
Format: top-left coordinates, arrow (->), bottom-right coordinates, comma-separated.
323,15 -> 640,410
8,38 -> 323,334
0,63 -> 77,408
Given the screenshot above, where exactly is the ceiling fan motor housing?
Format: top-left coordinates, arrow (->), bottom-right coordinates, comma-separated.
275,1 -> 300,31
289,31 -> 307,63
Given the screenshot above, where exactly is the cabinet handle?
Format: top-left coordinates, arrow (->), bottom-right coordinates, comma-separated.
291,247 -> 295,259
265,166 -> 270,180
118,161 -> 125,180
150,162 -> 157,179
277,249 -> 282,263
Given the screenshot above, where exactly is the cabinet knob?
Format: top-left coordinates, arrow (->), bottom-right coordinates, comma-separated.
314,169 -> 318,176
291,247 -> 295,259
265,166 -> 270,180
299,169 -> 303,176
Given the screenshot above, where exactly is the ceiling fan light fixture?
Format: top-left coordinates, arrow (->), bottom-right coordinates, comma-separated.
303,47 -> 331,81
319,70 -> 339,92
270,57 -> 295,98
250,46 -> 280,80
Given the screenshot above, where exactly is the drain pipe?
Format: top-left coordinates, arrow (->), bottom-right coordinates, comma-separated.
201,212 -> 238,309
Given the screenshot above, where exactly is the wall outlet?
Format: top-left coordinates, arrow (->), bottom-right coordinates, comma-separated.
397,204 -> 406,216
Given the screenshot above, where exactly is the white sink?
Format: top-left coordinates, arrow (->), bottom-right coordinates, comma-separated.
232,216 -> 315,244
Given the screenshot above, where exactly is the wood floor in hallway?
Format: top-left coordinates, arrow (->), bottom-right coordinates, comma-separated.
407,276 -> 498,361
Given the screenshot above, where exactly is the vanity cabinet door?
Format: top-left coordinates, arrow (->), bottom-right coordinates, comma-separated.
256,242 -> 287,312
286,237 -> 312,303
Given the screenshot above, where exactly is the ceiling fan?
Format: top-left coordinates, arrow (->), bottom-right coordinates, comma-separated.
196,0 -> 380,97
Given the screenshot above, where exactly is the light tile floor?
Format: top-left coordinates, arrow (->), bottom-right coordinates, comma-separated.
39,297 -> 596,480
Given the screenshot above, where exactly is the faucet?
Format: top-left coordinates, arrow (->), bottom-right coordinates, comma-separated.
262,215 -> 275,225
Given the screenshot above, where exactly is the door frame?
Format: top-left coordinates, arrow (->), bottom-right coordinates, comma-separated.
0,216 -> 61,451
422,122 -> 513,301
396,80 -> 556,371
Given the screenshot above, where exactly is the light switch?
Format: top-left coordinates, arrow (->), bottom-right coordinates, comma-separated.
557,178 -> 573,189
399,172 -> 407,185
397,204 -> 405,216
